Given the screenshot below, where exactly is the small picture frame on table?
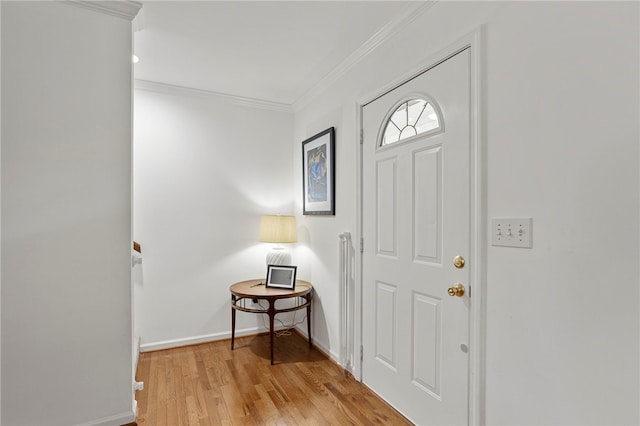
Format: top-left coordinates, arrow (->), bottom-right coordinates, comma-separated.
265,265 -> 297,290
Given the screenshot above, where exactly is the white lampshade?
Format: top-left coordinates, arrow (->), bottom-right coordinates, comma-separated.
259,215 -> 297,265
259,215 -> 297,243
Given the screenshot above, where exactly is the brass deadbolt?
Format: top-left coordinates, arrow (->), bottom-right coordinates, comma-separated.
453,255 -> 465,269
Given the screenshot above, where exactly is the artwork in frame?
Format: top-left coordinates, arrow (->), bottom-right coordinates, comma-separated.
302,127 -> 335,215
265,265 -> 297,290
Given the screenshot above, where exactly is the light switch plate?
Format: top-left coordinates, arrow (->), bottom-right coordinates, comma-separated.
492,217 -> 532,248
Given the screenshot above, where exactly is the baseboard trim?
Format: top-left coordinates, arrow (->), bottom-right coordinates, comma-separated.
139,326 -> 340,364
293,325 -> 340,365
73,410 -> 135,426
140,327 -> 265,352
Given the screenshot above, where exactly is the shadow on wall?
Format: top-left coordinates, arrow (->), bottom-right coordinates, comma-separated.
289,229 -> 335,359
308,292 -> 331,357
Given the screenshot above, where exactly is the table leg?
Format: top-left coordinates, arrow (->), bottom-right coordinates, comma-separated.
268,300 -> 276,365
231,295 -> 236,350
307,296 -> 312,348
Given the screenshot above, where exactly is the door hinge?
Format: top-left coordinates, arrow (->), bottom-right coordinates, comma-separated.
468,285 -> 471,297
359,130 -> 364,145
360,345 -> 364,362
360,237 -> 364,253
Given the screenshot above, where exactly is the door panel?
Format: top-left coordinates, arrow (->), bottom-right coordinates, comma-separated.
376,158 -> 398,257
362,49 -> 471,425
375,281 -> 397,369
413,146 -> 441,263
412,292 -> 441,397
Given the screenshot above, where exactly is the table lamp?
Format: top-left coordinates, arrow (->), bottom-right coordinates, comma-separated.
259,215 -> 297,265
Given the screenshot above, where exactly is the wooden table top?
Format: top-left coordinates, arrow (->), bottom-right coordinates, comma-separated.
230,279 -> 313,299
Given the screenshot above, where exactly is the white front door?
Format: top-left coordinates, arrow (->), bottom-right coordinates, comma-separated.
362,49 -> 471,425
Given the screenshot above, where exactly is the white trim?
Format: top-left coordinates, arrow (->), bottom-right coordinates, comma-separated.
354,102 -> 364,381
467,25 -> 486,426
294,324 -> 340,363
139,324 -> 339,361
64,1 -> 142,21
140,327 -> 259,352
140,326 -> 266,352
0,2 -> 3,422
134,79 -> 293,114
309,338 -> 339,364
355,26 -> 486,426
293,1 -> 437,112
73,410 -> 135,426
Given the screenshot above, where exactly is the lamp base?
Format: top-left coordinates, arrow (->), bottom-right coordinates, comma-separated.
266,247 -> 291,266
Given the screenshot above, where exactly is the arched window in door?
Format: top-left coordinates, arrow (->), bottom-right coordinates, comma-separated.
380,98 -> 442,147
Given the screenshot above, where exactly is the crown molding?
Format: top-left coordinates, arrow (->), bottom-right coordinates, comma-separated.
293,0 -> 436,112
64,1 -> 143,21
134,79 -> 293,114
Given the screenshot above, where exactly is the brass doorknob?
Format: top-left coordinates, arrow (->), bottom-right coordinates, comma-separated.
448,283 -> 465,297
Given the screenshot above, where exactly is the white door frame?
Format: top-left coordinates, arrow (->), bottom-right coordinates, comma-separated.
354,27 -> 486,425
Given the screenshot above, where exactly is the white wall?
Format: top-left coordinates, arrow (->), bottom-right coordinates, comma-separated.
0,2 -> 3,422
293,1 -> 639,425
133,87 -> 294,350
1,2 -> 138,425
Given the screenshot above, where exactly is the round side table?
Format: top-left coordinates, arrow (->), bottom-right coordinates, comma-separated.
230,279 -> 313,365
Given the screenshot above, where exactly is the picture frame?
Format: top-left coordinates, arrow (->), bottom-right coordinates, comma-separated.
302,127 -> 335,215
265,265 -> 297,290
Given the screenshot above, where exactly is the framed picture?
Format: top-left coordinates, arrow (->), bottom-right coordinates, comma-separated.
265,265 -> 297,290
302,127 -> 335,215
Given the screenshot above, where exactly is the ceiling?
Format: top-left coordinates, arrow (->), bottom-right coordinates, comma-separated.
133,1 -> 415,106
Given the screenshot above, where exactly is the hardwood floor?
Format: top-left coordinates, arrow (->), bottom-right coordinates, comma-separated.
135,331 -> 412,425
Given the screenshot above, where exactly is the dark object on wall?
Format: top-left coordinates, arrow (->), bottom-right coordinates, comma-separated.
302,127 -> 335,215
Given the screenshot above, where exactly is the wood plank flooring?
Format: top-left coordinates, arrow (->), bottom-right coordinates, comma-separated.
135,331 -> 412,425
